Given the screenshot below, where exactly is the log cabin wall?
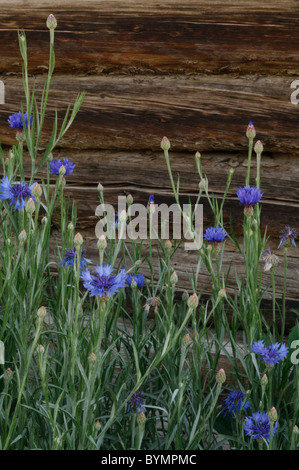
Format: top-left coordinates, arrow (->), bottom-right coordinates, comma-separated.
0,1 -> 299,310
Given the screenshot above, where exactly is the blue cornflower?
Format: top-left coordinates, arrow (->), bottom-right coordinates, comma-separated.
204,226 -> 227,244
236,185 -> 263,207
251,340 -> 289,366
222,390 -> 251,417
49,158 -> 75,176
0,177 -> 37,211
127,390 -> 146,414
278,226 -> 297,249
126,273 -> 145,288
8,111 -> 32,130
80,264 -> 127,298
244,412 -> 278,442
59,248 -> 91,270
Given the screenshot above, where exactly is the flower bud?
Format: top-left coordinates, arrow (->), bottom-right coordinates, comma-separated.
97,183 -> 104,193
59,165 -> 66,176
25,198 -> 35,215
293,425 -> 299,437
126,194 -> 134,206
74,232 -> 83,248
88,352 -> 96,367
268,407 -> 278,422
16,131 -> 26,143
217,288 -> 227,300
3,368 -> 12,382
187,293 -> 199,310
170,271 -> 178,286
97,235 -> 107,252
195,151 -> 201,164
47,14 -> 57,30
246,121 -> 256,140
261,374 -> 268,387
19,229 -> 27,244
254,140 -> 263,155
37,306 -> 47,322
37,344 -> 45,354
182,333 -> 191,348
165,239 -> 172,252
95,420 -> 101,431
68,221 -> 74,232
42,216 -> 48,225
161,136 -> 170,152
182,290 -> 189,302
199,178 -> 206,191
216,368 -> 226,385
32,183 -> 42,199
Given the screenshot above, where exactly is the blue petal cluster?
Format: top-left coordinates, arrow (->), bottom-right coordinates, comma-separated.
278,226 -> 297,249
60,248 -> 91,270
244,412 -> 278,442
251,340 -> 289,366
222,390 -> 251,417
236,186 -> 263,206
126,273 -> 145,288
0,177 -> 37,211
148,194 -> 154,205
8,112 -> 32,130
204,226 -> 227,244
80,264 -> 127,298
49,158 -> 75,176
127,390 -> 146,414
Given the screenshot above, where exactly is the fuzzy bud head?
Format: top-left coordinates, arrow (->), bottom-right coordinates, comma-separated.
97,235 -> 107,252
268,407 -> 278,422
126,193 -> 134,206
161,136 -> 170,152
187,293 -> 199,310
25,198 -> 35,215
216,368 -> 226,385
246,121 -> 256,140
47,14 -> 57,30
19,229 -> 27,243
37,306 -> 47,321
254,140 -> 264,155
32,183 -> 42,199
4,368 -> 12,382
74,232 -> 83,248
199,178 -> 206,190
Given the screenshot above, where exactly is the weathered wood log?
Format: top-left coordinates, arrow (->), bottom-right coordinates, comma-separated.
0,75 -> 298,153
10,146 -> 297,241
1,1 -> 299,76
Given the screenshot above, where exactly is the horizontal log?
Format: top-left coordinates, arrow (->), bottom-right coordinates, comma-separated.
1,1 -> 299,75
9,146 -> 297,240
0,75 -> 299,153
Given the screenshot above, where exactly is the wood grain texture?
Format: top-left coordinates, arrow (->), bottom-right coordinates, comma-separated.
12,147 -> 297,240
1,1 -> 299,76
1,75 -> 299,153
